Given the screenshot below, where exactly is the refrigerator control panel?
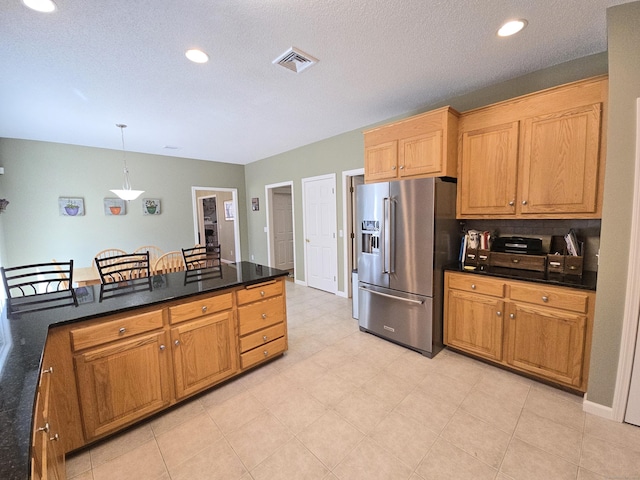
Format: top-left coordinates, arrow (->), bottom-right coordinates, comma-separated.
361,220 -> 380,254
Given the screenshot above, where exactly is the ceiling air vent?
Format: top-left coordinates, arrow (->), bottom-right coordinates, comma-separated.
272,47 -> 318,73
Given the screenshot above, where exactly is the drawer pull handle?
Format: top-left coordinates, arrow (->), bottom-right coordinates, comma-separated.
262,313 -> 267,319
202,306 -> 208,313
512,259 -> 520,263
542,296 -> 549,303
471,284 -> 476,290
119,327 -> 126,334
522,200 -> 528,205
263,335 -> 268,342
509,200 -> 515,206
510,313 -> 515,319
159,344 -> 166,351
42,367 -> 53,374
174,340 -> 180,346
49,433 -> 60,442
263,350 -> 269,357
549,261 -> 561,267
260,290 -> 265,297
38,422 -> 50,433
568,265 -> 578,270
496,311 -> 502,317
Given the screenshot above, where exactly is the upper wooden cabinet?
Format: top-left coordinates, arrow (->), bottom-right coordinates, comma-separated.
457,76 -> 608,219
363,106 -> 460,183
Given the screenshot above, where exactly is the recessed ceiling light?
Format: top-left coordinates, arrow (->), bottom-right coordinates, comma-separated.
185,49 -> 209,64
497,19 -> 528,37
22,0 -> 56,13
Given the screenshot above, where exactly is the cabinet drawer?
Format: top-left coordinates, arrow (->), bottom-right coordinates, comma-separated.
169,292 -> 233,324
240,336 -> 287,369
509,284 -> 589,313
71,309 -> 164,351
447,273 -> 504,298
240,323 -> 286,353
236,280 -> 283,305
238,297 -> 285,335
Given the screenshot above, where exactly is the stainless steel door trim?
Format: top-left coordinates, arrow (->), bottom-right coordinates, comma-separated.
359,285 -> 423,305
383,197 -> 390,274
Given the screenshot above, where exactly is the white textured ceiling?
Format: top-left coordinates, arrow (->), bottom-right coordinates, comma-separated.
0,0 -> 632,165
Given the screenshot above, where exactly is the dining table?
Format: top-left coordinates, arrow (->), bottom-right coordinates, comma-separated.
72,266 -> 101,287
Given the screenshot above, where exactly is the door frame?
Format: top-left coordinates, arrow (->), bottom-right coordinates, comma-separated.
341,168 -> 365,299
191,186 -> 241,262
610,98 -> 640,423
302,173 -> 337,294
265,181 -> 296,277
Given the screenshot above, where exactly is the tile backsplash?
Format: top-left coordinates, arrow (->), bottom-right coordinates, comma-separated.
461,219 -> 601,272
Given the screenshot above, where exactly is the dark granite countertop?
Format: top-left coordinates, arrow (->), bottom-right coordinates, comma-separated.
0,262 -> 288,480
445,263 -> 597,291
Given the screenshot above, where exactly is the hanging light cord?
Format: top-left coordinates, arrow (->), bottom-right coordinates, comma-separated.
117,123 -> 131,190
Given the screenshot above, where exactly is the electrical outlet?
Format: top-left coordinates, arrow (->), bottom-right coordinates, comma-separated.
251,254 -> 255,260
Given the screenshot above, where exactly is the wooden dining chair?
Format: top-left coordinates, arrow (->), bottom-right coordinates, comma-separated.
95,252 -> 151,301
133,245 -> 164,265
0,260 -> 78,317
94,248 -> 127,266
153,251 -> 185,274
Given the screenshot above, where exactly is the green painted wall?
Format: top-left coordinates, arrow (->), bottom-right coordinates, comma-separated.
0,139 -> 248,268
587,1 -> 640,407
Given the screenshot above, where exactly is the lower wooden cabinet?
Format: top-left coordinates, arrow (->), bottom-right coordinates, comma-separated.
444,271 -> 594,391
74,331 -> 172,441
32,354 -> 65,480
171,311 -> 238,399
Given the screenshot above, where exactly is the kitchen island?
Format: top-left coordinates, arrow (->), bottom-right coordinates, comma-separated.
0,262 -> 288,480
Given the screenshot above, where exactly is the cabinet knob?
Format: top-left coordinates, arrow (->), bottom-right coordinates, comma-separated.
263,350 -> 269,357
261,313 -> 267,319
496,311 -> 502,317
392,166 -> 396,170
42,366 -> 53,374
522,200 -> 528,205
49,433 -> 60,442
260,290 -> 265,297
399,165 -> 404,170
159,344 -> 166,351
263,335 -> 268,342
174,340 -> 180,346
471,284 -> 476,290
119,327 -> 126,334
509,200 -> 515,206
201,306 -> 208,313
512,258 -> 520,264
510,313 -> 515,319
38,422 -> 50,433
542,296 -> 549,303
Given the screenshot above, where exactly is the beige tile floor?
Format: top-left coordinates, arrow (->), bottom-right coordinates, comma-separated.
67,282 -> 640,480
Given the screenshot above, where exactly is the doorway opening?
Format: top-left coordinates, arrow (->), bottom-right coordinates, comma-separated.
265,181 -> 295,280
191,186 -> 241,264
342,169 -> 365,299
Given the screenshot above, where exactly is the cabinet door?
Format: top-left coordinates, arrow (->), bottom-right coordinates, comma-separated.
398,130 -> 443,178
75,331 -> 171,440
520,103 -> 602,215
364,141 -> 398,182
458,122 -> 519,216
445,289 -> 504,361
171,311 -> 238,399
506,303 -> 587,387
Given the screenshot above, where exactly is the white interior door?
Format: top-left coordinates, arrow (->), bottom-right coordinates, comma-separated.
273,190 -> 294,270
303,175 -> 337,293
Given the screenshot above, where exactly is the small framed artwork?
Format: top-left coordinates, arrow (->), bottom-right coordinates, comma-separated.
224,200 -> 235,220
251,197 -> 259,211
104,198 -> 126,216
143,198 -> 161,215
59,197 -> 85,216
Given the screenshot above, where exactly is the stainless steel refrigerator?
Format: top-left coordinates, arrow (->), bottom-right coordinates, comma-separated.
357,177 -> 458,357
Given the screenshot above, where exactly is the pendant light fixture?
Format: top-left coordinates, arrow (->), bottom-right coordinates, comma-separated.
110,124 -> 144,201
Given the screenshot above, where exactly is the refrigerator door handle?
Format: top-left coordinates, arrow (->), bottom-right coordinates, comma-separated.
359,286 -> 424,305
382,197 -> 395,273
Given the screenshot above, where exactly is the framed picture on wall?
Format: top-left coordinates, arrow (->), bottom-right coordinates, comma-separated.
252,197 -> 259,211
143,198 -> 161,215
224,200 -> 235,220
104,198 -> 126,215
59,197 -> 85,216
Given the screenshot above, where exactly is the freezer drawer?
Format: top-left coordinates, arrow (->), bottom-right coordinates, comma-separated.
358,283 -> 436,357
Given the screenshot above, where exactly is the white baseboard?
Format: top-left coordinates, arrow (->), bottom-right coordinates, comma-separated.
583,396 -> 615,420
295,279 -> 307,287
336,290 -> 347,298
